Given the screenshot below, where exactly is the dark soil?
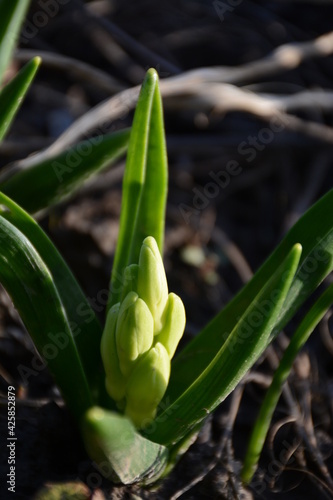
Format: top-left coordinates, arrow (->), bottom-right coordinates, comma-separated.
1,1 -> 333,499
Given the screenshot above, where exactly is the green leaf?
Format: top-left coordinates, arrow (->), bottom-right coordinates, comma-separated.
0,0 -> 30,84
0,0 -> 31,86
146,244 -> 302,447
0,129 -> 130,214
0,215 -> 93,420
0,57 -> 40,141
167,189 -> 333,405
81,407 -> 168,484
0,192 -> 102,398
128,76 -> 168,263
241,282 -> 333,484
108,69 -> 168,310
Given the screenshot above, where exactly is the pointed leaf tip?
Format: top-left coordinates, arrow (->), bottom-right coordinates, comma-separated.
32,56 -> 42,67
146,67 -> 159,81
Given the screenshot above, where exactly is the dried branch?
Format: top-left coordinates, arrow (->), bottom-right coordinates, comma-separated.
5,31 -> 333,175
15,49 -> 125,94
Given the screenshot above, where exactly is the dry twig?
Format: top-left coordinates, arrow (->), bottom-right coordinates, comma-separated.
4,30 -> 333,176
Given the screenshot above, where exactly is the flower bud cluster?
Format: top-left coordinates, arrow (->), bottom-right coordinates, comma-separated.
101,236 -> 186,428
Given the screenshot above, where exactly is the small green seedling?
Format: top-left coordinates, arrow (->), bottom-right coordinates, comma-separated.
101,236 -> 185,429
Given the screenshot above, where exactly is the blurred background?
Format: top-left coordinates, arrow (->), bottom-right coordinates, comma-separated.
0,1 -> 333,498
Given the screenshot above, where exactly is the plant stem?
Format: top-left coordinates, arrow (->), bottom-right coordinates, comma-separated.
242,282 -> 333,484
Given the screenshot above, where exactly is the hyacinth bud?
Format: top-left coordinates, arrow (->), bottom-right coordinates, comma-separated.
101,236 -> 186,429
120,264 -> 139,302
116,291 -> 154,377
138,236 -> 168,334
156,293 -> 186,359
125,342 -> 170,429
100,303 -> 127,403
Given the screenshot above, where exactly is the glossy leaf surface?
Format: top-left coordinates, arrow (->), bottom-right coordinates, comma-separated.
0,0 -> 30,85
0,213 -> 93,420
108,69 -> 168,309
0,129 -> 130,213
82,407 -> 168,484
167,189 -> 333,405
147,245 -> 302,446
0,193 -> 102,398
0,57 -> 40,141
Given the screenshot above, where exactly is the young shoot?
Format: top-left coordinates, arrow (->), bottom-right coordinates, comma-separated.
101,236 -> 186,428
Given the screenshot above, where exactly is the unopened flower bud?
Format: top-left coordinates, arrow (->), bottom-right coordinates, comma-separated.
120,264 -> 139,302
156,293 -> 186,359
101,236 -> 186,427
116,291 -> 154,377
100,303 -> 126,403
138,236 -> 168,334
125,342 -> 170,428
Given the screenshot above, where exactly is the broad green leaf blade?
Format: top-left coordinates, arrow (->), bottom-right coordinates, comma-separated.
108,69 -> 168,310
147,244 -> 302,447
0,57 -> 40,141
0,129 -> 130,213
82,407 -> 168,484
0,193 -> 103,397
167,189 -> 333,404
242,282 -> 333,484
0,0 -> 30,85
0,216 -> 93,420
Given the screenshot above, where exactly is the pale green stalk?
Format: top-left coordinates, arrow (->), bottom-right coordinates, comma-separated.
242,282 -> 333,484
